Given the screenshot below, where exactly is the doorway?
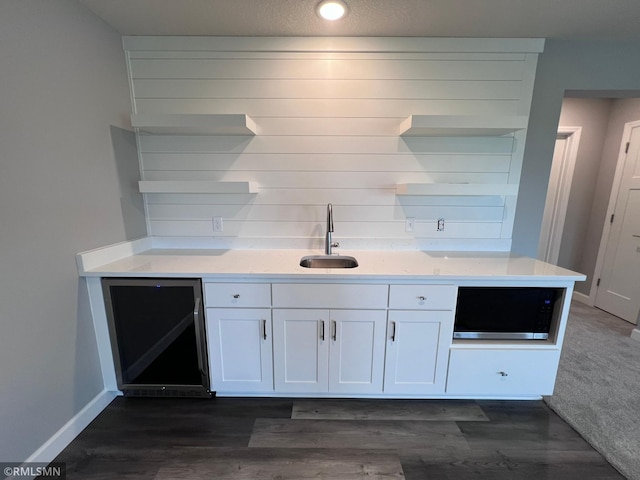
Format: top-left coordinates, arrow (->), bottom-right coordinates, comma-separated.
541,97 -> 640,313
539,127 -> 581,265
592,120 -> 640,324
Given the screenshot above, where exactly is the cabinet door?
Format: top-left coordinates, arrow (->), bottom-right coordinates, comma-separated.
384,310 -> 454,394
329,310 -> 387,394
273,309 -> 329,393
206,308 -> 273,393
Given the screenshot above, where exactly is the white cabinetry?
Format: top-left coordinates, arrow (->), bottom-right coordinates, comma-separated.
272,283 -> 388,394
198,279 -> 570,399
384,285 -> 456,394
446,348 -> 561,396
204,282 -> 273,393
388,284 -> 457,311
272,309 -> 328,393
329,310 -> 386,394
204,283 -> 271,308
272,309 -> 386,394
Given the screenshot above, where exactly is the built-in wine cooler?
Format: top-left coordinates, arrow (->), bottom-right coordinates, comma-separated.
101,277 -> 211,397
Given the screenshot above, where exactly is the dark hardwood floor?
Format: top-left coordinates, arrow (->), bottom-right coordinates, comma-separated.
48,396 -> 625,479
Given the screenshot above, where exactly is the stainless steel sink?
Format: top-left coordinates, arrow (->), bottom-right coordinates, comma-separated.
299,255 -> 359,269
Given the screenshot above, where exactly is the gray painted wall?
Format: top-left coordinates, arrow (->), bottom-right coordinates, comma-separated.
110,126 -> 147,240
0,0 -> 136,462
511,40 -> 640,258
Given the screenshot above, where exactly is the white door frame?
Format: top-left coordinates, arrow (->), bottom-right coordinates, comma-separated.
538,127 -> 582,264
590,119 -> 640,304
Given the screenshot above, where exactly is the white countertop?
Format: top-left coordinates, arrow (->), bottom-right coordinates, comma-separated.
77,240 -> 586,282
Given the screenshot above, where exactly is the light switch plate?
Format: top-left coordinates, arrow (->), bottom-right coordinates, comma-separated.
405,217 -> 415,232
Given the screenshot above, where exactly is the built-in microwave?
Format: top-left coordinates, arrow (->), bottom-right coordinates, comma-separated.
453,287 -> 560,340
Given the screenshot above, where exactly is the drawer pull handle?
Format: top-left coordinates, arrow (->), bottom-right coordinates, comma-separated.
498,371 -> 508,377
418,296 -> 426,302
232,294 -> 240,299
391,321 -> 396,342
262,319 -> 267,340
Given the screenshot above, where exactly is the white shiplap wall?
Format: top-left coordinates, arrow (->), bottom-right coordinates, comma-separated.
124,37 -> 543,251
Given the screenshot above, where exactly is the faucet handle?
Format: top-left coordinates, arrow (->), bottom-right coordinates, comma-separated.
331,242 -> 340,248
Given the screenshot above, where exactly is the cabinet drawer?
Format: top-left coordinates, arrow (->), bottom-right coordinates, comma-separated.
204,283 -> 271,308
272,283 -> 388,309
388,285 -> 456,310
446,348 -> 561,396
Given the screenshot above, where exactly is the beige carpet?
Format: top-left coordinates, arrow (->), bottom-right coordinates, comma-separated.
545,301 -> 640,480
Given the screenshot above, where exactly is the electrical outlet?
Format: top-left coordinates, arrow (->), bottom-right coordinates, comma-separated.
437,218 -> 445,231
213,216 -> 223,233
405,217 -> 415,232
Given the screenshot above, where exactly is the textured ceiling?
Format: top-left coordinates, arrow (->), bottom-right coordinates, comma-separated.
76,0 -> 640,40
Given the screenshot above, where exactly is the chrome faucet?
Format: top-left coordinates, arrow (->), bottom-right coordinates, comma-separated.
325,203 -> 339,255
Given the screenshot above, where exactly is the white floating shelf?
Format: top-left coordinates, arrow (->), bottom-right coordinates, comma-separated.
131,113 -> 257,136
399,115 -> 528,137
139,181 -> 259,194
396,183 -> 519,196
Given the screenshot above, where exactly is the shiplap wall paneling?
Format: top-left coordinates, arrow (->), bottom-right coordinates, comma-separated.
124,37 -> 542,250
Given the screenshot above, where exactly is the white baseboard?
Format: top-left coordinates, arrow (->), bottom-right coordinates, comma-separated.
572,290 -> 593,305
24,389 -> 117,464
631,328 -> 640,343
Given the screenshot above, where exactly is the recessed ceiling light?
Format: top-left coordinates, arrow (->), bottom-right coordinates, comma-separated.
316,0 -> 348,21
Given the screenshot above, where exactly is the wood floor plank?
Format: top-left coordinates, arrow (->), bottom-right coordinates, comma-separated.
292,398 -> 489,421
457,419 -> 596,451
249,418 -> 467,450
98,397 -> 294,419
400,448 -> 625,479
476,399 -> 559,422
152,448 -> 405,480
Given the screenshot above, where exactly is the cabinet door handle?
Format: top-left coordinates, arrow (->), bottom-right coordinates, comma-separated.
232,294 -> 240,299
417,296 -> 426,302
391,321 -> 396,342
320,320 -> 325,341
192,298 -> 207,378
262,319 -> 267,340
498,371 -> 508,377
194,297 -> 201,318
332,320 -> 337,341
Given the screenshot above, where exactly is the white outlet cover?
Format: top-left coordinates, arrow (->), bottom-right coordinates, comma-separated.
405,217 -> 415,232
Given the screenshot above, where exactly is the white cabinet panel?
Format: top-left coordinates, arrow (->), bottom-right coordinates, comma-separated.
273,309 -> 329,393
273,309 -> 386,394
329,310 -> 387,394
384,310 -> 454,394
272,283 -> 388,309
206,308 -> 273,393
446,348 -> 561,396
388,285 -> 457,310
204,283 -> 271,308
